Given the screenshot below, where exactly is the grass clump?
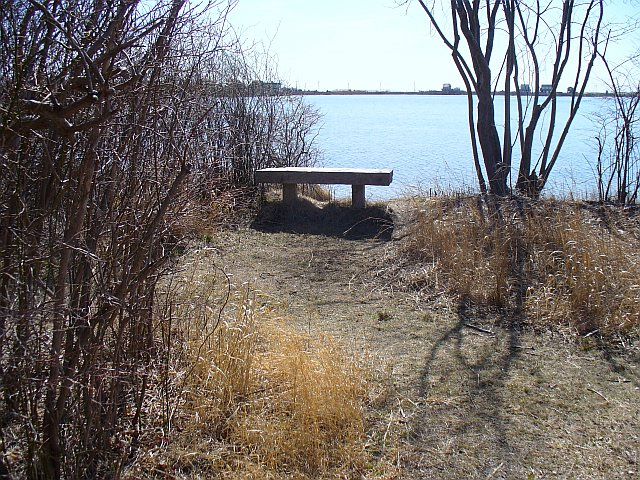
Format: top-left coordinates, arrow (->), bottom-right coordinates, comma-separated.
299,183 -> 333,202
402,195 -> 640,337
230,324 -> 367,475
128,251 -> 374,479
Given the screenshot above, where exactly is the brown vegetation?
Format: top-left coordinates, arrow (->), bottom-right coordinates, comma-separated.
401,196 -> 640,338
0,1 -> 321,476
1,0 -> 636,477
126,253 -> 373,479
151,195 -> 638,479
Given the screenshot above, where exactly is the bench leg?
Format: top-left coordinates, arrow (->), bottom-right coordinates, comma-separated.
352,184 -> 365,208
283,183 -> 298,204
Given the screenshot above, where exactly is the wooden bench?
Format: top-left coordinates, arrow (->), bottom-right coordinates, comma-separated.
254,167 -> 393,208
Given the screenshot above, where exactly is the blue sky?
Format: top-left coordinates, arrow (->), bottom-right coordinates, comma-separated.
228,1 -> 639,93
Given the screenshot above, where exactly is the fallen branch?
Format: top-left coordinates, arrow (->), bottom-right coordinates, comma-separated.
464,323 -> 495,336
587,387 -> 609,402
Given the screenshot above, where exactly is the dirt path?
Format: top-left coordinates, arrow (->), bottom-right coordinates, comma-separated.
210,200 -> 640,479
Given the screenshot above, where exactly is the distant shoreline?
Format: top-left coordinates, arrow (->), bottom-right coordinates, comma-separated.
290,89 -> 629,98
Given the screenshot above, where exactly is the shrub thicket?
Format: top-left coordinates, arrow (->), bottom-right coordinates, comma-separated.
0,1 -> 319,477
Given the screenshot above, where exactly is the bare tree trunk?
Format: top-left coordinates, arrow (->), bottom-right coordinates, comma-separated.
477,92 -> 508,196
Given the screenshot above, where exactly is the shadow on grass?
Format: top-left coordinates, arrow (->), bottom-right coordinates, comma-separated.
250,198 -> 395,240
408,301 -> 525,476
595,336 -> 640,389
410,238 -> 529,476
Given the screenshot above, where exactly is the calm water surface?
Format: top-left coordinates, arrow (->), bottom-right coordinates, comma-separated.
307,94 -> 610,200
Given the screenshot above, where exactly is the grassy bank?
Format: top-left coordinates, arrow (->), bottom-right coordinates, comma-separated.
124,250 -> 377,479
400,195 -> 640,340
117,192 -> 639,479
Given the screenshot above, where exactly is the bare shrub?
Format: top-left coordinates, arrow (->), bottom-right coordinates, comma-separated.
594,41 -> 640,205
0,1 -> 229,476
0,0 -> 321,476
188,51 -> 322,194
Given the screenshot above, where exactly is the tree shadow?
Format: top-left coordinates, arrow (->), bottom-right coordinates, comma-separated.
401,196 -> 640,475
594,336 -> 640,389
410,203 -> 529,475
410,299 -> 524,474
250,199 -> 395,240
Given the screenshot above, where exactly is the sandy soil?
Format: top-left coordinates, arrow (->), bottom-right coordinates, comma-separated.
208,198 -> 640,479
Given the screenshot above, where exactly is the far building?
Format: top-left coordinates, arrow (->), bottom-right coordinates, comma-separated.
441,83 -> 461,94
541,84 -> 553,95
249,80 -> 282,95
520,84 -> 531,95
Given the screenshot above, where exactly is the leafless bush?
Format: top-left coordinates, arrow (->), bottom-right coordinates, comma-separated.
191,53 -> 322,191
594,46 -> 640,205
0,1 -> 320,477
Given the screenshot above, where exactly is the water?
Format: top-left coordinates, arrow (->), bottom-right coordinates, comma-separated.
307,94 -> 611,200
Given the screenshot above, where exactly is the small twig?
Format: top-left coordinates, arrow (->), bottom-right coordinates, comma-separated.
347,272 -> 358,290
512,345 -> 539,356
403,396 -> 420,407
587,387 -> 609,402
464,323 -> 495,335
610,377 -> 630,383
381,412 -> 394,454
486,462 -> 504,479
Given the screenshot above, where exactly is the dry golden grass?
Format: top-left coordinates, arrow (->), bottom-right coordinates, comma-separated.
261,184 -> 334,203
128,251 -> 377,479
299,183 -> 333,202
402,195 -> 640,337
229,323 -> 368,475
170,186 -> 261,239
126,208 -> 639,480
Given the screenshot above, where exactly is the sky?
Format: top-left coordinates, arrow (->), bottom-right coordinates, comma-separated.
227,0 -> 639,93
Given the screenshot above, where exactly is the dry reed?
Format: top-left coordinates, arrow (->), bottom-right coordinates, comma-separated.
128,253 -> 373,479
300,183 -> 333,202
403,196 -> 640,337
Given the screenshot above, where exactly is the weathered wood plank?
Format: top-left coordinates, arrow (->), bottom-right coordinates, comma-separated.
255,167 -> 393,186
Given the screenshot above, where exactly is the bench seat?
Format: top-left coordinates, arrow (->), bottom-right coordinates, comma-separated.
255,167 -> 393,208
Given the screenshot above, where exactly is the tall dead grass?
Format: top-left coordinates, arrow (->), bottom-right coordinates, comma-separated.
128,252 -> 372,479
403,196 -> 640,337
300,183 -> 333,202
